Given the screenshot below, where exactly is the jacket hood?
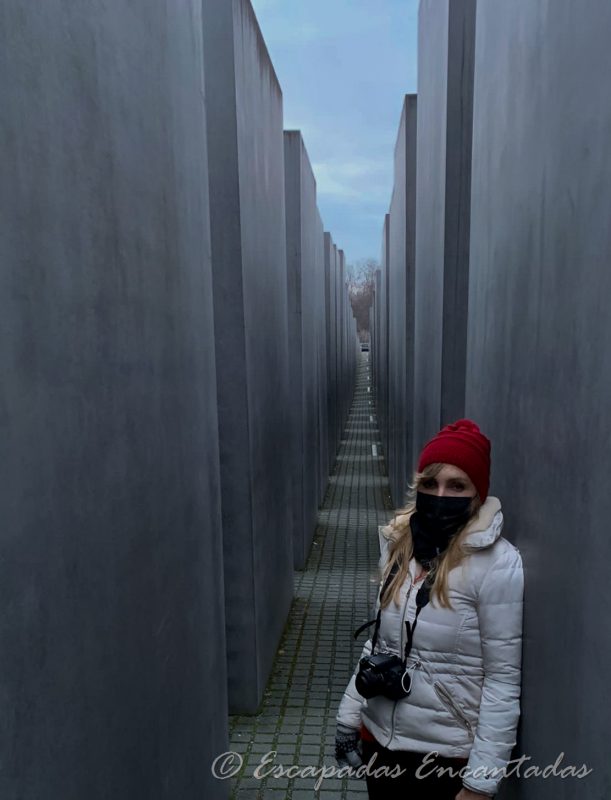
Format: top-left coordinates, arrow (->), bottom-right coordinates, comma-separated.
460,495 -> 503,551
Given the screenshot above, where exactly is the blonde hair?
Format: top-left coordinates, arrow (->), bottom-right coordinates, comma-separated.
379,463 -> 482,610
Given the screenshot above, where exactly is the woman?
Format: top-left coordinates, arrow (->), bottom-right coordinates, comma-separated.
335,419 -> 524,799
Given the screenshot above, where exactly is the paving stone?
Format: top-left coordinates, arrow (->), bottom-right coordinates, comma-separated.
233,790 -> 260,800
229,741 -> 250,753
250,742 -> 276,753
298,744 -> 324,756
235,776 -> 264,790
302,734 -> 325,745
275,744 -> 298,756
277,726 -> 300,736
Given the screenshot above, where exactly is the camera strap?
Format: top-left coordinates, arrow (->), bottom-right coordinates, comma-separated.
353,560 -> 433,663
352,560 -> 399,646
403,577 -> 432,661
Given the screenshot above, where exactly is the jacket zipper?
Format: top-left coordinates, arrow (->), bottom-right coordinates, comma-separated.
385,575 -> 413,748
411,658 -> 474,735
433,680 -> 474,734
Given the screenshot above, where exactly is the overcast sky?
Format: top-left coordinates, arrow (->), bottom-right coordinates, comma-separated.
250,0 -> 418,267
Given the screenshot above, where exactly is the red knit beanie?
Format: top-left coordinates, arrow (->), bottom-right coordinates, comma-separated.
417,418 -> 491,502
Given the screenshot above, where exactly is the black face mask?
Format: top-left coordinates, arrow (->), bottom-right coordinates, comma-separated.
410,491 -> 474,567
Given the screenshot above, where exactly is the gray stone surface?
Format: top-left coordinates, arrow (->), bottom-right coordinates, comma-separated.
338,249 -> 358,429
378,216 -> 391,475
324,237 -> 357,477
333,244 -> 343,450
315,211 -> 329,505
467,1 -> 611,796
324,233 -> 339,466
371,268 -> 382,420
335,246 -> 346,440
387,95 -> 418,506
340,250 -> 348,432
284,131 -> 323,569
414,0 -> 476,460
0,2 -> 228,798
440,0 -> 476,429
203,0 -> 293,713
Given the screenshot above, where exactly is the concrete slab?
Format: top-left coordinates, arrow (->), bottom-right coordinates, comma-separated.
203,0 -> 293,714
284,131 -> 323,569
0,2 -> 228,797
324,233 -> 338,465
467,1 -> 611,794
315,211 -> 329,505
414,0 -> 476,457
379,215 -> 391,474
388,94 -> 418,505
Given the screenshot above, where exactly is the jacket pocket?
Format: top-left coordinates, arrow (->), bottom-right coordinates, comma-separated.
433,681 -> 474,736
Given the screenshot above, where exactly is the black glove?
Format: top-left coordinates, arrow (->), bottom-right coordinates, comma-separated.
335,723 -> 364,769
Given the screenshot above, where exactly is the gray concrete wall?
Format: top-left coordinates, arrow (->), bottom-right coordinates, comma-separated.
414,0 -> 476,466
338,250 -> 347,434
203,0 -> 293,714
467,1 -> 611,796
387,95 -> 418,506
342,249 -> 357,422
349,265 -> 357,418
324,233 -> 338,467
0,2 -> 228,798
372,268 -> 382,415
333,244 -> 343,448
284,131 -> 322,569
379,216 -> 391,474
316,211 -> 329,504
440,0 -> 476,427
404,98 -> 418,488
323,235 -> 356,474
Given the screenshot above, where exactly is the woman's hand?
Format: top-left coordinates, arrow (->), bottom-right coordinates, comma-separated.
455,788 -> 494,799
334,723 -> 363,768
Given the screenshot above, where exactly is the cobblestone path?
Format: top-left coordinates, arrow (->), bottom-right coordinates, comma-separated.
229,351 -> 394,799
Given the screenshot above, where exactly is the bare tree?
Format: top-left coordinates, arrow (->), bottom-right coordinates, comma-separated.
347,258 -> 377,340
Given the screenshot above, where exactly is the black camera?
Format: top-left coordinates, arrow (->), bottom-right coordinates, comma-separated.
355,652 -> 412,700
352,562 -> 431,702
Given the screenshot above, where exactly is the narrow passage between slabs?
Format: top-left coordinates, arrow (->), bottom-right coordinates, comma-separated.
229,351 -> 394,800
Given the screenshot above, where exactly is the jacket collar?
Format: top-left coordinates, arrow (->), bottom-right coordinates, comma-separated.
460,495 -> 503,551
379,495 -> 504,560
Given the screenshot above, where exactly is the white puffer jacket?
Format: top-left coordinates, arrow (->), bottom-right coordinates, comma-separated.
336,496 -> 524,798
